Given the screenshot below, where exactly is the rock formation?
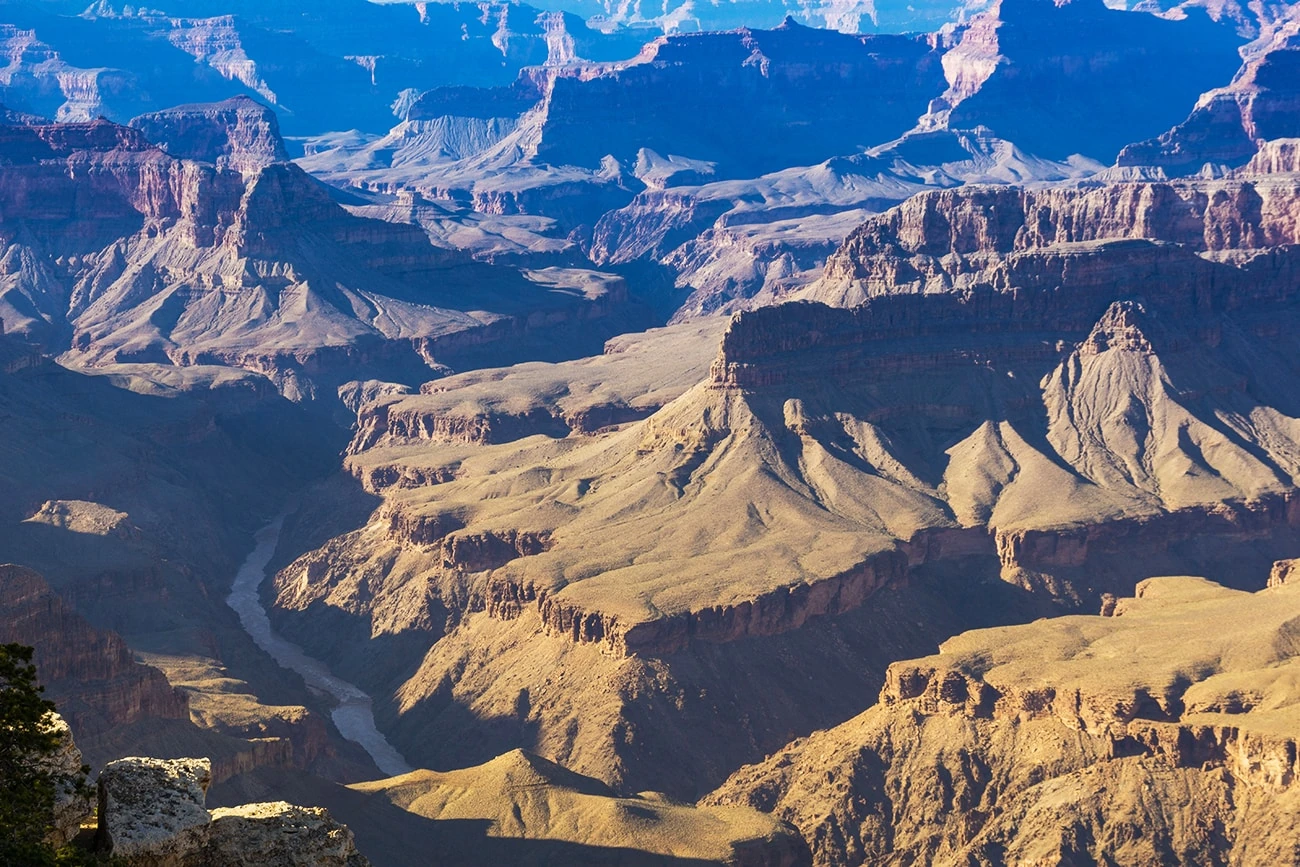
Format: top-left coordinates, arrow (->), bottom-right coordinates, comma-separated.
707,576 -> 1300,866
1118,7 -> 1300,174
808,174 -> 1300,305
97,756 -> 368,865
301,1 -> 1252,325
39,713 -> 94,847
0,110 -> 635,401
924,0 -> 1244,161
129,97 -> 289,174
268,161 -> 1300,800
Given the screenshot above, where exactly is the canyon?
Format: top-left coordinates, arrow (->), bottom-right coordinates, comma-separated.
5,0 -> 1300,863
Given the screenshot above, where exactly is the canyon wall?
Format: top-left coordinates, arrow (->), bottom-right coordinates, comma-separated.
707,576 -> 1300,866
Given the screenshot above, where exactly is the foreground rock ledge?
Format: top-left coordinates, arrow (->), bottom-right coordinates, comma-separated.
97,756 -> 368,866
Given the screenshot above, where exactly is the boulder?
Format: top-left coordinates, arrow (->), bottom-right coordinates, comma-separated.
97,757 -> 212,863
96,756 -> 369,866
203,802 -> 369,867
1269,558 -> 1300,587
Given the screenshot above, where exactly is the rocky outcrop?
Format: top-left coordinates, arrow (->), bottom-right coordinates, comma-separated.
97,756 -> 368,866
1269,557 -> 1300,586
706,577 -> 1300,866
0,1 -> 642,136
98,757 -> 213,862
202,803 -> 369,867
129,97 -> 290,174
40,714 -> 94,847
1242,136 -> 1300,173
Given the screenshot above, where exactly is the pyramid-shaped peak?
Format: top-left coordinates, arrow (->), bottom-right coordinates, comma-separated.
482,749 -> 615,797
1079,300 -> 1156,356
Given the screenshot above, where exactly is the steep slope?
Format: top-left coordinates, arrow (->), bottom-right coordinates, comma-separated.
0,563 -> 190,759
707,575 -> 1300,866
530,22 -> 944,178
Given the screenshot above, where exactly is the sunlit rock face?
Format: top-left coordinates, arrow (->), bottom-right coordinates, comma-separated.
708,577 -> 1300,866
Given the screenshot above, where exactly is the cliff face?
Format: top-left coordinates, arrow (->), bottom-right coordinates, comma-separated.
706,576 -> 1300,866
531,22 -> 945,179
925,0 -> 1245,161
129,96 -> 289,174
0,564 -> 188,740
809,176 -> 1300,304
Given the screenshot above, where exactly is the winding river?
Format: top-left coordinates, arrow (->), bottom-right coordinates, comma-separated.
226,514 -> 414,778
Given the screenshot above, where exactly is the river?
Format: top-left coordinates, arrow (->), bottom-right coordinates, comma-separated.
226,514 -> 414,778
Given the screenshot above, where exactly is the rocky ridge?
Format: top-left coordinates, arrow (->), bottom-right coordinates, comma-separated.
808,174 -> 1300,305
1118,5 -> 1300,174
346,749 -> 809,866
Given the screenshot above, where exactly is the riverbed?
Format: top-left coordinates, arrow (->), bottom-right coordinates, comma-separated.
226,514 -> 413,778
